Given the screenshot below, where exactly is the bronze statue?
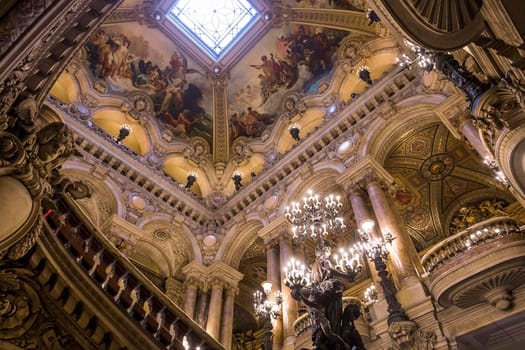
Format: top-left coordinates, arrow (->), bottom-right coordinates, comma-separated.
288,247 -> 365,350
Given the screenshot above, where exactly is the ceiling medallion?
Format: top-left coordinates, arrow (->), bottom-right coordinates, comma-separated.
420,154 -> 455,181
168,0 -> 260,59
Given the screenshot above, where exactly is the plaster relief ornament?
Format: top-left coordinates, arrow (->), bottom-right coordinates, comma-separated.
14,94 -> 37,136
183,139 -> 210,165
0,270 -> 40,338
33,122 -> 74,167
231,140 -> 253,165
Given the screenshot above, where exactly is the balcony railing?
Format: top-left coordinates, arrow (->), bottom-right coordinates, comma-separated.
45,192 -> 224,350
421,217 -> 523,274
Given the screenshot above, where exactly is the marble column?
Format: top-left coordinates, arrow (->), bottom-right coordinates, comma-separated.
348,186 -> 381,281
195,287 -> 209,328
182,278 -> 199,319
459,117 -> 493,161
364,174 -> 421,289
279,233 -> 297,349
206,279 -> 224,340
220,286 -> 237,349
348,185 -> 388,321
266,239 -> 283,348
207,262 -> 243,348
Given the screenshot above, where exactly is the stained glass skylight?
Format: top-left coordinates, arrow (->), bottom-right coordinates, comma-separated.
169,0 -> 259,59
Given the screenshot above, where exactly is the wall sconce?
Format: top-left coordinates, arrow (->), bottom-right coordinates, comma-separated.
185,172 -> 197,189
232,171 -> 243,191
116,124 -> 132,144
357,65 -> 372,85
288,124 -> 301,141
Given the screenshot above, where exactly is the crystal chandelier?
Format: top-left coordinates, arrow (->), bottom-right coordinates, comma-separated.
284,189 -> 346,242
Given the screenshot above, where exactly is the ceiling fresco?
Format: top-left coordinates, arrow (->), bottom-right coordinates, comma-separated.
81,22 -> 351,150
84,23 -> 214,150
384,124 -> 516,251
46,0 -> 402,200
227,25 -> 348,142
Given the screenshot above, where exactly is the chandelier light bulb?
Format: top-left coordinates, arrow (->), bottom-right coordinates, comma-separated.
261,281 -> 272,295
361,219 -> 375,234
364,284 -> 378,304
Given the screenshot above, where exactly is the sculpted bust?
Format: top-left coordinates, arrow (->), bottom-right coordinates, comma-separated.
34,122 -> 74,166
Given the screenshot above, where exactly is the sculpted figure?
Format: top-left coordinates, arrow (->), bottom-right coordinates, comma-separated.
34,122 -> 74,167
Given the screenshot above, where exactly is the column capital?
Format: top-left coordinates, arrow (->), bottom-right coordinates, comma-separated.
337,156 -> 393,190
207,261 -> 244,288
184,276 -> 202,290
258,216 -> 290,242
264,237 -> 280,251
209,277 -> 226,290
224,284 -> 240,296
182,260 -> 207,276
182,260 -> 207,289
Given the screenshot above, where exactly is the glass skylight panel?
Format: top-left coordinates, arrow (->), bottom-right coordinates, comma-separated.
169,0 -> 259,59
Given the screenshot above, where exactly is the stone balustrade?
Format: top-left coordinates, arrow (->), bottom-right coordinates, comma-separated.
45,193 -> 224,350
421,217 -> 522,274
292,312 -> 311,336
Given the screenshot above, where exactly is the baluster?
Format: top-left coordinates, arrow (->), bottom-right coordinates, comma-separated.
114,273 -> 128,302
127,285 -> 141,314
101,261 -> 115,290
141,296 -> 152,328
169,319 -> 179,344
88,249 -> 103,277
76,237 -> 93,263
153,306 -> 165,340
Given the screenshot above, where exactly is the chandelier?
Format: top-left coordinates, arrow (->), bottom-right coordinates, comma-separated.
253,281 -> 282,350
282,190 -> 364,350
253,281 -> 282,321
284,189 -> 346,242
354,219 -> 394,261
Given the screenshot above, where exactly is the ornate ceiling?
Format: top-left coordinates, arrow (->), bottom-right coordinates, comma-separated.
43,0 -> 523,340
49,0 -> 395,203
384,123 -> 515,251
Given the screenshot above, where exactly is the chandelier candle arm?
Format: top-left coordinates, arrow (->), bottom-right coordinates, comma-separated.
284,258 -> 310,289
285,190 -> 347,243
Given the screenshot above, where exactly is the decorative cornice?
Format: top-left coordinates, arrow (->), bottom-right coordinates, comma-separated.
207,261 -> 244,287
289,8 -> 377,36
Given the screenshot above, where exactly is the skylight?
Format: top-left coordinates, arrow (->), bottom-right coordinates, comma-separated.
169,0 -> 259,59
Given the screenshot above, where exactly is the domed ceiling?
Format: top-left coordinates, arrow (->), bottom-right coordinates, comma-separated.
384,123 -> 516,251
49,0 -> 396,202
